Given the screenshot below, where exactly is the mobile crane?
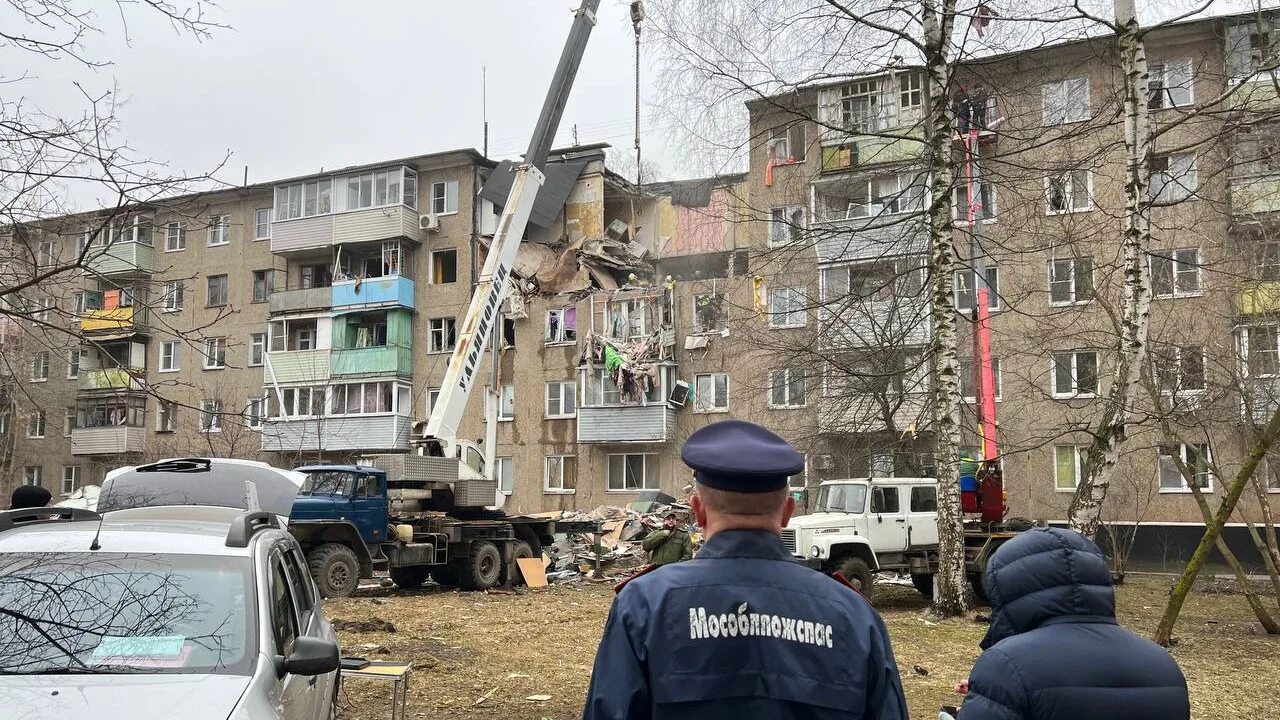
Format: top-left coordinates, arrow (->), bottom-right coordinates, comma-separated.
288,0 -> 620,597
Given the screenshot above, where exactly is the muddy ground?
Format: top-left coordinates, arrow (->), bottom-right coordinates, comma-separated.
327,575 -> 1277,720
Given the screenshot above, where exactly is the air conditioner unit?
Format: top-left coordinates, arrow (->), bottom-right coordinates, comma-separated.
419,214 -> 440,232
668,380 -> 691,407
813,454 -> 835,471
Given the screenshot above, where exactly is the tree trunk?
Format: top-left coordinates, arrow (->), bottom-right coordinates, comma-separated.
1154,405 -> 1280,645
1069,0 -> 1153,539
1251,475 -> 1280,579
921,0 -> 967,616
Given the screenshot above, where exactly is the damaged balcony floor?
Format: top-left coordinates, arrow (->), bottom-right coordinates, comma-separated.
327,576 -> 1277,720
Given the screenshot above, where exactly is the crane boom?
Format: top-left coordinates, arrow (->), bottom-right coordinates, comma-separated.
422,0 -> 601,451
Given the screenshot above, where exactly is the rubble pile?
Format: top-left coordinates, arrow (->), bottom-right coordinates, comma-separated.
529,492 -> 701,583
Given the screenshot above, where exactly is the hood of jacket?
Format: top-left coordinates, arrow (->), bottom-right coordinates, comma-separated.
980,526 -> 1116,649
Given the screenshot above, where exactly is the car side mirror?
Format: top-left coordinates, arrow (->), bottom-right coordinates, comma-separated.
280,636 -> 340,677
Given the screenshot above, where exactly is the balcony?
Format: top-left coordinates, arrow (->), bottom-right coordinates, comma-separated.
1230,176 -> 1280,218
331,345 -> 412,378
272,206 -> 420,254
264,349 -> 331,385
333,276 -> 414,310
79,368 -> 145,393
270,286 -> 333,315
81,306 -> 147,334
87,242 -> 153,277
1240,282 -> 1280,315
577,404 -> 675,443
820,131 -> 923,174
71,426 -> 146,456
817,393 -> 929,434
260,414 -> 411,452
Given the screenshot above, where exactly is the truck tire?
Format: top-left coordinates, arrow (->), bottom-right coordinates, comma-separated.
308,543 -> 360,598
389,565 -> 430,590
837,557 -> 875,601
500,540 -> 534,587
969,573 -> 990,604
459,540 -> 503,590
431,565 -> 460,587
911,573 -> 935,600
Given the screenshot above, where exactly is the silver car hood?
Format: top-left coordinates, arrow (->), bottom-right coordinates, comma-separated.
0,673 -> 251,720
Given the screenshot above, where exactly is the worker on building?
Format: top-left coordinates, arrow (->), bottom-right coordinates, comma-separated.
9,485 -> 51,510
640,511 -> 693,566
582,420 -> 907,720
955,527 -> 1189,720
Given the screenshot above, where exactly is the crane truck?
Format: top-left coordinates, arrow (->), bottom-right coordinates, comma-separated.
287,0 -> 618,597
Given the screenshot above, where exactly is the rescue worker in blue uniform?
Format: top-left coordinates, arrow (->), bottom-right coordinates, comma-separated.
583,420 -> 908,720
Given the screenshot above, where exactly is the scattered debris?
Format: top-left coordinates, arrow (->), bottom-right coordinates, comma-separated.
526,695 -> 553,702
912,664 -> 930,676
973,613 -> 991,623
517,557 -> 549,588
332,617 -> 397,634
474,687 -> 498,707
507,673 -> 530,679
528,499 -> 698,582
352,643 -> 389,655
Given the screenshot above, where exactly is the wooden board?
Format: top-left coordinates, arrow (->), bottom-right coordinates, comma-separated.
516,557 -> 548,588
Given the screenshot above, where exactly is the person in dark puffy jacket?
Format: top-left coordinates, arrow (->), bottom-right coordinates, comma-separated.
956,526 -> 1189,720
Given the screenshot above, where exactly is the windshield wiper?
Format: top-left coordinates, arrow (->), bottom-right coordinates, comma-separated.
0,665 -> 160,675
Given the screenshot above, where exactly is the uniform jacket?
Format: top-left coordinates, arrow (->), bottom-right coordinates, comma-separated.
641,527 -> 694,566
957,527 -> 1189,720
582,529 -> 908,720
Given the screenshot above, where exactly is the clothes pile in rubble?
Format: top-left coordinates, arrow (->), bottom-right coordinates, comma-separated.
579,332 -> 662,404
529,491 -> 702,583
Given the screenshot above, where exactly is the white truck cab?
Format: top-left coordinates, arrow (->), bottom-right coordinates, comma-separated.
783,477 -> 941,599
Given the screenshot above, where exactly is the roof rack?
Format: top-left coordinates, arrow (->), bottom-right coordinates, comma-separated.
0,507 -> 102,534
225,510 -> 282,548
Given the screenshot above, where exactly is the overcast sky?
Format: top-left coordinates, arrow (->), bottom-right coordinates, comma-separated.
29,0 -> 673,207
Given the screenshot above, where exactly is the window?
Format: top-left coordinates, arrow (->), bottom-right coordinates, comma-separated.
269,559 -> 300,655
278,386 -> 323,417
769,368 -> 807,408
157,401 -> 177,432
1150,153 -> 1197,202
871,453 -> 895,479
61,465 -> 80,495
953,178 -> 996,222
1054,445 -> 1088,491
1148,59 -> 1193,108
329,382 -> 397,415
275,178 -> 333,220
1045,169 -> 1092,213
821,257 -> 925,304
693,293 -> 727,334
1042,77 -> 1090,124
249,333 -> 266,367
546,381 -> 576,418
1049,258 -> 1094,305
909,486 -> 937,512
768,286 -> 806,328
203,337 -> 227,369
1151,248 -> 1201,298
430,249 -> 457,284
1158,443 -> 1213,492
207,274 -> 228,307
199,399 -> 223,432
37,240 -> 56,267
766,123 -> 806,164
27,410 -> 45,438
544,455 -> 577,493
246,397 -> 266,429
959,358 -> 1004,402
769,206 -> 805,247
899,72 -> 923,108
207,214 -> 230,246
497,457 -> 514,494
160,341 -> 180,372
31,297 -> 53,324
608,453 -> 658,491
1245,325 -> 1280,376
498,384 -> 515,421
429,318 -> 457,353
694,372 -> 729,412
870,486 -> 900,514
23,466 -> 42,487
163,280 -> 184,311
63,408 -> 74,437
818,171 -> 925,220
545,307 -> 578,345
31,351 -> 48,381
66,349 -> 80,379
426,387 -> 441,416
1052,351 -> 1100,398
254,208 -> 272,240
432,180 -> 459,215
955,267 -> 1000,311
839,79 -> 896,132
164,222 -> 186,252
338,168 -> 407,211
1154,345 -> 1206,393
252,270 -> 274,303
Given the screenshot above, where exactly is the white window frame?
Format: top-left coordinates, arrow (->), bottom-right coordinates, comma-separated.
157,401 -> 177,432
1051,351 -> 1100,399
254,208 -> 273,240
163,280 -> 184,312
24,466 -> 43,487
607,453 -> 659,492
27,410 -> 46,439
207,214 -> 230,246
37,240 -> 56,267
1154,345 -> 1207,395
61,465 -> 80,495
543,454 -> 577,494
429,318 -> 456,353
768,286 -> 807,328
66,348 -> 80,379
431,180 -> 459,216
545,381 -> 577,419
207,274 -> 228,307
768,368 -> 807,408
426,387 -> 441,416
952,177 -> 997,224
1044,169 -> 1093,214
1150,152 -> 1198,203
246,397 -> 266,430
693,372 -> 730,413
199,399 -> 223,433
1147,58 -> 1194,109
428,248 -> 458,285
768,206 -> 806,247
1158,443 -> 1213,493
159,341 -> 180,372
546,307 -> 577,344
249,333 -> 266,367
164,222 -> 186,252
498,384 -> 514,421
1048,258 -> 1094,306
1150,248 -> 1202,299
252,269 -> 274,304
1042,77 -> 1090,125
497,456 -> 514,495
959,357 -> 1004,402
203,337 -> 227,370
954,267 -> 1001,312
1054,445 -> 1088,492
31,351 -> 48,382
63,408 -> 74,438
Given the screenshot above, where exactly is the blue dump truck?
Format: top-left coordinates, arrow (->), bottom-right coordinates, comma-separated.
287,460 -> 600,598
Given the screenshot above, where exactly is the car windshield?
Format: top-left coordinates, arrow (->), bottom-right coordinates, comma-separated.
815,484 -> 867,513
299,471 -> 357,496
0,552 -> 255,675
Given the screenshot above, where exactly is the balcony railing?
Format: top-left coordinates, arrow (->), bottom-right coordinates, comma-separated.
264,349 -> 331,385
260,414 -> 411,452
78,368 -> 145,393
81,306 -> 147,333
271,205 -> 421,254
817,392 -> 929,434
269,286 -> 333,315
1230,176 -> 1280,217
87,242 -> 154,277
333,276 -> 414,310
330,345 -> 412,377
71,426 -> 146,455
577,404 -> 675,443
1241,282 -> 1280,315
